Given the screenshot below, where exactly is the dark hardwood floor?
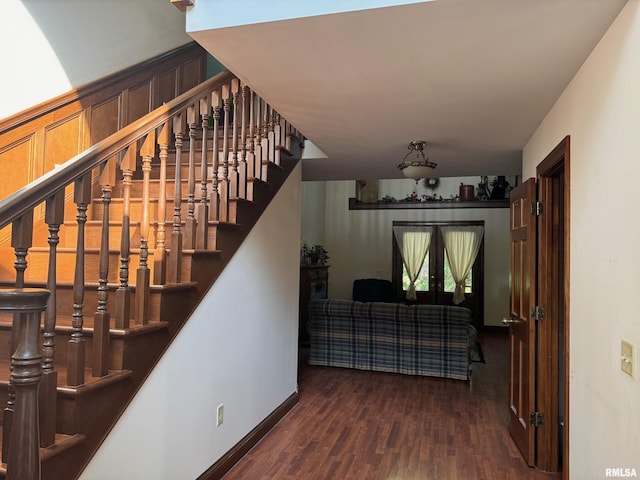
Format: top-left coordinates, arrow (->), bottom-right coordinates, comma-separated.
222,330 -> 560,480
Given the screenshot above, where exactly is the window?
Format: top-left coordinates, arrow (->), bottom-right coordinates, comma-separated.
402,254 -> 472,293
392,221 -> 484,326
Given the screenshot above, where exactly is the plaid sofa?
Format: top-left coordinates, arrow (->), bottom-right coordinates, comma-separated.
307,299 -> 475,381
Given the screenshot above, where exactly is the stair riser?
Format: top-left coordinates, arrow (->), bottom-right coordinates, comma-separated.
137,157 -> 237,183
88,197 -> 198,223
3,224 -> 169,266
111,177 -> 205,198
111,154 -> 271,198
88,190 -> 247,223
37,221 -> 232,259
0,237 -> 225,291
246,179 -> 272,204
89,196 -> 240,225
51,287 -> 164,322
38,216 -> 225,252
56,222 -> 173,251
0,323 -> 126,371
0,291 -> 163,329
111,174 -> 260,200
0,249 -> 153,285
168,132 -> 287,153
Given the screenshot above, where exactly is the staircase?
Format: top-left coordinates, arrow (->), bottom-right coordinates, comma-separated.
0,70 -> 304,480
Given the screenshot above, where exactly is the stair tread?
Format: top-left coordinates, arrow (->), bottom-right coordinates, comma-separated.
0,279 -> 198,290
63,219 -> 243,228
0,360 -> 132,393
0,314 -> 170,336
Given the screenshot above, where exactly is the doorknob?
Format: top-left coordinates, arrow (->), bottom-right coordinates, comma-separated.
502,317 -> 520,325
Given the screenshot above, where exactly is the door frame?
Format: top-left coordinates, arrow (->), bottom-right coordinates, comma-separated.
535,136 -> 570,477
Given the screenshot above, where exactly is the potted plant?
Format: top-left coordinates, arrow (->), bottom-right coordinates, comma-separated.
300,244 -> 329,265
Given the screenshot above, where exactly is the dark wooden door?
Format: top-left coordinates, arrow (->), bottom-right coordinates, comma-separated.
507,178 -> 537,466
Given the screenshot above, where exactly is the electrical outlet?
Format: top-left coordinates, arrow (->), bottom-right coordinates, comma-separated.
216,404 -> 224,426
621,339 -> 634,378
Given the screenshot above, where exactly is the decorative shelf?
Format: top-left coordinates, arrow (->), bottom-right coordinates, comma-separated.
348,197 -> 509,210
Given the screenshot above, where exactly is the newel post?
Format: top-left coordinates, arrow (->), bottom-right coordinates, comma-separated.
0,288 -> 50,480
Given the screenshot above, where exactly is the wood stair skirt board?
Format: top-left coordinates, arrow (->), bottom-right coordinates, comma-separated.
0,57 -> 304,478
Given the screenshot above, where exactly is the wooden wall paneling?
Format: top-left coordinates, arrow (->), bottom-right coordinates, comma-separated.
181,56 -> 204,94
44,112 -> 87,225
0,136 -> 35,245
90,96 -> 121,145
157,68 -> 179,107
0,136 -> 35,200
126,81 -> 153,126
0,43 -> 206,133
86,96 -> 121,204
0,43 -> 208,231
43,113 -> 83,173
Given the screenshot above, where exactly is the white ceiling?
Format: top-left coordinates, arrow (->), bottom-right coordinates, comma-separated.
190,0 -> 628,181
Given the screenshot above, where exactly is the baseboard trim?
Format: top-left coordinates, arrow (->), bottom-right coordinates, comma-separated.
197,391 -> 299,480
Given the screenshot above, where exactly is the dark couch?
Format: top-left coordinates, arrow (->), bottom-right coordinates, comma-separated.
352,278 -> 395,303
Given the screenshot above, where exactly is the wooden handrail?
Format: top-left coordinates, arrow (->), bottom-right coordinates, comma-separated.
0,70 -> 235,231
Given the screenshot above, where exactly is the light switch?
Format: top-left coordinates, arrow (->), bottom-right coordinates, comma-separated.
621,339 -> 634,378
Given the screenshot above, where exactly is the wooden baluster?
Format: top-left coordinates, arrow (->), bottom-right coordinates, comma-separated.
266,104 -> 276,168
209,91 -> 221,223
261,99 -> 270,180
115,145 -> 136,329
253,96 -> 264,182
154,122 -> 170,285
136,132 -> 155,325
196,95 -> 210,249
2,211 -> 34,463
169,114 -> 184,283
246,89 -> 256,183
229,79 -> 240,199
40,191 -> 64,448
11,212 -> 32,289
273,110 -> 282,167
184,104 -> 198,248
67,174 -> 91,387
219,83 -> 231,222
238,84 -> 248,199
93,158 -> 115,377
285,122 -> 293,153
1,288 -> 50,480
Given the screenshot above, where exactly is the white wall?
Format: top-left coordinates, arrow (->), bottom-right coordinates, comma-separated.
523,1 -> 640,477
302,179 -> 511,327
187,0 -> 433,32
1,0 -> 191,119
300,180 -> 327,247
80,165 -> 302,480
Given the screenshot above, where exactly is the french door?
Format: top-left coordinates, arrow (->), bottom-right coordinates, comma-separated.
391,221 -> 484,326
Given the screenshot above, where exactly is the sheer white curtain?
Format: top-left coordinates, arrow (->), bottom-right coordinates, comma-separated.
441,226 -> 484,304
393,226 -> 432,300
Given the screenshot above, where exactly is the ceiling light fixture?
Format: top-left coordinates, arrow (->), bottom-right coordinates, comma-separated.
397,140 -> 437,179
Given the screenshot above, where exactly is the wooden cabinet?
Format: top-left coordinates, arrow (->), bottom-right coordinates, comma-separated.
299,265 -> 329,345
